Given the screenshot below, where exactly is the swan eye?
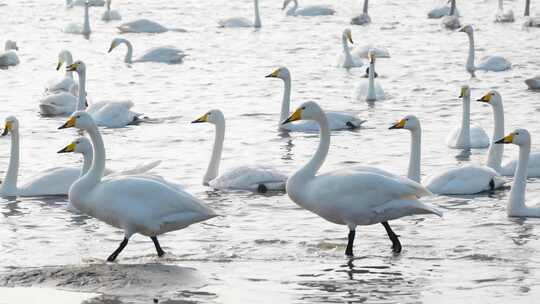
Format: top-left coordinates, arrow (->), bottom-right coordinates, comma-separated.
515,132 -> 519,136
301,106 -> 306,110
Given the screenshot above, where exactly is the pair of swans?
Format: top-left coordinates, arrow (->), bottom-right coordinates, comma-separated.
283,0 -> 335,17
58,112 -> 216,261
266,67 -> 366,131
337,29 -> 390,69
495,0 -> 515,23
441,0 -> 460,29
282,101 -> 441,256
101,0 -> 121,21
459,25 -> 511,77
351,0 -> 371,25
218,0 -> 261,28
524,0 -> 540,27
428,0 -> 460,18
192,110 -> 288,193
355,51 -> 385,102
0,40 -> 19,67
63,1 -> 91,37
108,38 -> 186,64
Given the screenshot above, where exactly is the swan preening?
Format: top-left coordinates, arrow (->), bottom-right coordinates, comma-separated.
355,51 -> 385,102
351,0 -> 370,25
428,0 -> 459,18
63,1 -> 91,37
118,19 -> 185,33
265,67 -> 366,131
58,112 -> 217,261
495,0 -> 515,23
459,25 -> 511,77
0,40 -> 19,67
441,0 -> 460,29
523,0 -> 540,27
101,0 -> 121,21
192,110 -> 287,193
108,38 -> 186,64
282,101 -> 441,255
446,85 -> 489,149
337,29 -> 363,68
283,0 -> 335,16
219,0 -> 261,28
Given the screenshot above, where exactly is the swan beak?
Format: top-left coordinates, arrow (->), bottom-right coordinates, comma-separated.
283,108 -> 302,124
477,92 -> 492,103
58,142 -> 76,153
459,87 -> 468,98
1,121 -> 11,136
368,52 -> 375,63
192,113 -> 209,123
347,31 -> 354,44
58,116 -> 76,129
108,43 -> 116,53
66,63 -> 78,72
495,134 -> 513,144
389,119 -> 406,130
265,69 -> 280,78
56,61 -> 63,71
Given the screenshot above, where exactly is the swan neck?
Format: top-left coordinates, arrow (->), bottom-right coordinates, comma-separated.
254,0 -> 261,28
280,76 -> 292,127
466,32 -> 475,76
76,69 -> 86,111
64,53 -> 74,78
296,113 -> 330,178
450,0 -> 456,15
498,0 -> 503,10
525,0 -> 531,16
83,4 -> 90,34
408,128 -> 422,183
80,124 -> 106,188
81,148 -> 93,176
363,0 -> 369,13
122,39 -> 133,63
486,102 -> 505,172
367,61 -> 376,101
204,120 -> 225,185
457,94 -> 471,147
509,142 -> 530,214
1,129 -> 19,196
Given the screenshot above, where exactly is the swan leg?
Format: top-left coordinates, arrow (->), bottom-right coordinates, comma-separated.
257,184 -> 268,193
489,179 -> 495,191
345,229 -> 356,256
151,236 -> 165,257
107,237 -> 129,262
382,222 -> 401,253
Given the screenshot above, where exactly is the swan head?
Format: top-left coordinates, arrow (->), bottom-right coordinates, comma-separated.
282,0 -> 293,9
458,25 -> 473,34
58,137 -> 92,154
1,116 -> 18,136
389,115 -> 420,131
66,60 -> 86,74
58,111 -> 95,130
108,38 -> 125,53
192,109 -> 225,125
343,28 -> 353,44
282,101 -> 323,124
477,90 -> 502,106
458,85 -> 470,98
265,67 -> 290,81
496,129 -> 530,146
57,50 -> 73,70
4,40 -> 18,51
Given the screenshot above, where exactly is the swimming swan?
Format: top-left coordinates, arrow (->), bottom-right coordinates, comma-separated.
282,101 -> 441,256
495,0 -> 515,23
525,75 -> 540,89
192,110 -> 287,193
101,0 -> 121,21
441,0 -> 460,29
44,50 -> 79,96
108,37 -> 186,64
118,19 -> 186,33
337,29 -> 363,68
218,0 -> 261,28
283,0 -> 335,16
58,112 -> 217,261
428,0 -> 459,18
351,0 -> 371,25
355,51 -> 385,102
0,40 -> 19,67
266,67 -> 366,131
523,0 -> 540,27
63,1 -> 91,37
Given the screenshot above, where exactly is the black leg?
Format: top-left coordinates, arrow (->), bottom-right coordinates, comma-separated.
345,229 -> 355,256
107,237 -> 129,262
151,236 -> 165,257
489,179 -> 495,191
382,222 -> 402,253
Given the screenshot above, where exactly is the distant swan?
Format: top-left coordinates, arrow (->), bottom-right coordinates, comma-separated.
63,1 -> 91,37
495,0 -> 515,23
428,0 -> 458,18
101,0 -> 121,21
108,37 -> 186,64
351,0 -> 371,25
218,0 -> 261,28
118,19 -> 186,33
0,40 -> 19,67
283,0 -> 335,16
337,29 -> 363,68
355,51 -> 385,101
441,0 -> 460,29
68,0 -> 105,7
523,0 -> 540,27
525,75 -> 540,89
44,50 -> 79,96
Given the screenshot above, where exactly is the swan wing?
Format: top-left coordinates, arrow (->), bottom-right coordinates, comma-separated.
353,46 -> 390,59
38,92 -> 77,115
426,165 -> 504,195
112,160 -> 162,176
0,51 -> 20,66
46,77 -> 78,94
501,152 -> 540,177
138,47 -> 186,64
427,5 -> 451,18
88,100 -> 141,128
118,19 -> 168,33
218,17 -> 252,28
283,111 -> 365,132
209,166 -> 287,191
477,56 -> 511,72
469,125 -> 490,148
296,6 -> 335,16
18,167 -> 80,197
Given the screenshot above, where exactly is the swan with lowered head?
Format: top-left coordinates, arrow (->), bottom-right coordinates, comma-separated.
45,50 -> 79,96
495,129 -> 540,217
108,37 -> 186,64
282,101 -> 441,255
266,67 -> 366,131
63,1 -> 91,37
389,115 -> 422,183
101,0 -> 121,21
441,0 -> 460,29
283,0 -> 335,16
428,0 -> 459,18
495,0 -> 515,23
118,19 -> 186,33
218,0 -> 261,28
192,110 -> 287,193
0,40 -> 19,67
351,0 -> 371,25
58,112 -> 216,261
523,0 -> 540,27
355,51 -> 385,102
337,29 -> 363,68
446,85 -> 490,149
459,25 -> 511,77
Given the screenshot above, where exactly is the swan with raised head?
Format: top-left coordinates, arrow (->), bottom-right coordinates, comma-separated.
351,0 -> 371,25
68,0 -> 105,7
495,130 -> 540,217
525,76 -> 540,89
389,115 -> 422,183
63,1 -> 91,37
459,25 -> 511,77
118,19 -> 185,33
0,40 -> 19,67
101,0 -> 121,21
282,101 -> 441,255
441,0 -> 460,29
428,0 -> 458,18
108,37 -> 186,64
283,0 -> 335,16
266,67 -> 366,131
446,85 -> 489,149
44,50 -> 79,96
495,0 -> 515,23
355,51 -> 385,102
523,0 -> 540,27
58,112 -> 216,261
218,0 -> 261,28
337,29 -> 363,68
192,110 -> 287,193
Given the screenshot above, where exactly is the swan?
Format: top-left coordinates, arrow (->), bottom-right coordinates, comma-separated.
118,19 -> 186,33
495,129 -> 540,217
218,0 -> 261,28
265,67 -> 366,131
337,29 -> 363,68
44,50 -> 79,96
523,0 -> 540,27
68,0 -> 105,7
282,101 -> 441,255
58,112 -> 216,261
192,110 -> 287,193
525,75 -> 540,89
282,0 -> 335,16
446,85 -> 490,149
101,0 -> 121,21
355,51 -> 385,102
351,0 -> 371,25
0,40 -> 19,67
352,45 -> 390,59
63,1 -> 91,37
459,25 -> 511,77
389,115 -> 422,183
495,0 -> 515,23
441,0 -> 460,29
108,38 -> 186,64
428,0 -> 459,18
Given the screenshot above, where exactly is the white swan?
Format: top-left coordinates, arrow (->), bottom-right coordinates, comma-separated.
0,40 -> 19,67
63,1 -> 91,37
266,67 -> 366,131
108,38 -> 186,64
446,85 -> 490,149
68,0 -> 105,7
441,0 -> 460,29
459,25 -> 511,77
525,75 -> 540,89
351,0 -> 371,25
44,50 -> 79,96
283,0 -> 335,16
337,29 -> 363,68
58,112 -> 216,261
389,115 -> 422,183
523,0 -> 540,27
495,129 -> 540,217
192,110 -> 287,193
428,0 -> 458,18
118,19 -> 186,33
218,0 -> 261,28
101,0 -> 121,21
495,0 -> 515,23
355,51 -> 385,102
282,101 -> 441,255
352,45 -> 390,59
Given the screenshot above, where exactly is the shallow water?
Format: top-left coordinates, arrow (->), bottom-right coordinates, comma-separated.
1,0 -> 540,303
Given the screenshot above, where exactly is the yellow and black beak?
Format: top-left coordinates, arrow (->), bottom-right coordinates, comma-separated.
58,116 -> 76,129
459,87 -> 468,98
66,63 -> 78,72
495,134 -> 514,144
477,92 -> 492,103
389,119 -> 406,130
265,69 -> 280,78
56,61 -> 63,71
57,142 -> 76,153
282,107 -> 302,125
108,43 -> 116,53
347,31 -> 354,44
1,121 -> 12,136
192,113 -> 209,124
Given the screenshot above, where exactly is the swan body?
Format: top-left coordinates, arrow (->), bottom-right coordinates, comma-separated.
38,92 -> 78,116
441,0 -> 460,29
219,0 -> 261,28
58,112 -> 217,261
118,19 -> 176,33
426,164 -> 505,195
283,0 -> 335,16
266,67 -> 366,131
337,29 -> 363,68
428,1 -> 459,18
282,101 -> 441,256
69,0 -> 105,6
0,40 -> 19,67
495,0 -> 515,23
108,38 -> 186,64
192,110 -> 287,193
351,0 -> 371,25
101,0 -> 121,21
45,50 -> 78,96
355,51 -> 385,102
63,2 -> 91,36
352,45 -> 390,59
459,25 -> 511,77
525,76 -> 540,89
495,130 -> 540,217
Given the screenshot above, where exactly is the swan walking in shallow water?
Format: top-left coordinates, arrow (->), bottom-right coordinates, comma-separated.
58,112 -> 217,261
282,101 -> 441,255
337,29 -> 363,68
355,51 -> 385,102
441,0 -> 460,29
351,0 -> 371,25
108,38 -> 186,64
63,1 -> 91,37
101,0 -> 121,21
219,0 -> 261,28
0,40 -> 19,67
495,0 -> 515,23
282,0 -> 335,16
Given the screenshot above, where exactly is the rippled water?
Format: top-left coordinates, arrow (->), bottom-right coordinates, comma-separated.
1,0 -> 540,303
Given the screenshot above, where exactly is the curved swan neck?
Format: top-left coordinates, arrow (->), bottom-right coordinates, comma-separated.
119,39 -> 133,63
289,0 -> 298,14
450,0 -> 456,15
457,94 -> 471,147
367,61 -> 376,101
81,148 -> 93,176
486,101 -> 505,172
509,142 -> 530,215
63,52 -> 74,78
525,0 -> 531,16
280,75 -> 292,127
363,0 -> 369,14
408,128 -> 422,183
76,68 -> 87,111
204,119 -> 225,185
79,123 -> 106,189
254,0 -> 261,28
465,31 -> 476,77
83,4 -> 91,35
1,128 -> 19,196
296,113 -> 330,178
